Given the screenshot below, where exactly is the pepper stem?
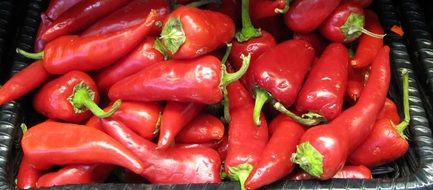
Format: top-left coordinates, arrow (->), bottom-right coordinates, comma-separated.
274,0 -> 291,14
20,123 -> 28,134
222,87 -> 231,123
360,28 -> 386,39
228,163 -> 253,190
236,0 -> 261,42
272,101 -> 326,126
16,48 -> 44,60
291,142 -> 324,178
68,82 -> 121,118
395,69 -> 410,138
153,112 -> 162,135
253,88 -> 270,125
221,53 -> 251,87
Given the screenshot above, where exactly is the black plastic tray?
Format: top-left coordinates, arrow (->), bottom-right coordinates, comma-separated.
0,0 -> 17,83
2,0 -> 433,189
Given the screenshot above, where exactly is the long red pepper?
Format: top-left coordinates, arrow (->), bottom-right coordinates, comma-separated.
351,10 -> 385,68
17,156 -> 46,189
101,119 -> 222,184
176,113 -> 225,143
224,80 -> 268,190
291,46 -> 390,179
157,102 -> 204,149
21,121 -> 144,174
18,10 -> 157,74
0,61 -> 50,105
249,0 -> 289,22
245,115 -> 305,190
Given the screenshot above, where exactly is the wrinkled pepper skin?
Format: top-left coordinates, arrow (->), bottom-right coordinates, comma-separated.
285,0 -> 342,33
295,43 -> 349,121
176,113 -> 225,143
17,157 -> 46,189
101,119 -> 222,184
289,165 -> 372,180
21,121 -> 144,174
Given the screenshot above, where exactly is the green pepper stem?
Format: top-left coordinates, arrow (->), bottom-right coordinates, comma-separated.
272,101 -> 326,126
291,142 -> 324,177
222,87 -> 231,123
20,123 -> 28,134
153,112 -> 162,135
360,28 -> 387,39
395,69 -> 410,137
228,163 -> 253,190
172,0 -> 221,9
236,0 -> 261,42
253,88 -> 270,125
16,48 -> 44,60
221,53 -> 251,87
221,43 -> 233,65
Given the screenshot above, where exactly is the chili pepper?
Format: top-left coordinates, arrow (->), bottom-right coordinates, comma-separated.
248,39 -> 318,126
154,6 -> 235,59
249,0 -> 290,22
224,80 -> 268,190
345,66 -> 368,104
21,120 -> 144,174
101,119 -> 222,184
82,0 -> 171,37
349,69 -> 409,167
291,46 -> 390,179
108,54 -> 250,104
295,43 -> 349,121
293,32 -> 329,57
289,165 -> 372,180
245,115 -> 305,190
33,71 -> 120,122
18,10 -> 157,75
0,61 -> 50,105
17,156 -> 46,189
342,0 -> 373,8
285,0 -> 342,33
35,14 -> 53,52
176,113 -> 225,143
157,102 -> 204,149
351,10 -> 385,69
95,37 -> 164,95
36,164 -> 114,188
207,0 -> 241,24
377,98 -> 401,125
319,2 -> 385,43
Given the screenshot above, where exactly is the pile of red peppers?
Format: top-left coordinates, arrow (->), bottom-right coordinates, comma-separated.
0,0 -> 412,189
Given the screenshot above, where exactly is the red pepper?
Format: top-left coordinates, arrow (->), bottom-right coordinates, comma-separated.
101,119 -> 222,184
175,135 -> 229,160
224,80 -> 268,190
18,10 -> 157,74
36,164 -> 114,188
82,0 -> 171,37
319,2 -> 385,43
293,32 -> 329,57
349,69 -> 409,167
108,54 -> 249,104
291,46 -> 390,179
21,120 -> 144,174
377,98 -> 401,125
176,113 -> 225,143
95,37 -> 164,94
289,165 -> 372,180
345,66 -> 368,104
155,6 -> 235,59
0,61 -> 50,105
351,10 -> 385,68
17,156 -> 46,189
342,0 -> 373,8
295,43 -> 349,121
285,0 -> 342,33
33,71 -> 120,122
245,115 -> 305,190
249,0 -> 290,22
157,102 -> 204,149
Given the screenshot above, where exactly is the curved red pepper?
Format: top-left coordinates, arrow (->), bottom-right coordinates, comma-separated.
82,0 -> 171,37
293,32 -> 329,57
351,10 -> 385,68
245,115 -> 305,190
378,98 -> 401,125
295,43 -> 349,121
33,71 -> 120,122
291,46 -> 390,179
17,156 -> 46,189
108,54 -> 249,104
157,102 -> 204,149
176,113 -> 225,143
101,119 -> 222,184
224,80 -> 268,190
21,120 -> 144,174
0,61 -> 50,105
289,165 -> 372,180
95,37 -> 164,94
156,6 -> 235,59
285,0 -> 342,33
249,0 -> 289,22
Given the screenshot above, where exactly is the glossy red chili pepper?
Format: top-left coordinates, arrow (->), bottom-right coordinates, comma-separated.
36,164 -> 114,188
155,6 -> 235,59
285,0 -> 341,33
157,102 -> 204,149
249,0 -> 289,22
95,37 -> 164,94
289,165 -> 372,180
224,80 -> 268,190
245,115 -> 305,190
345,66 -> 368,104
101,119 -> 222,184
295,43 -> 349,121
17,156 -> 46,189
342,0 -> 373,8
19,10 -> 157,75
33,71 -> 120,122
291,46 -> 390,179
351,10 -> 385,68
293,32 -> 329,57
377,98 -> 401,125
21,120 -> 144,174
108,54 -> 250,104
0,61 -> 50,105
349,69 -> 409,167
176,113 -> 225,143
82,0 -> 170,37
